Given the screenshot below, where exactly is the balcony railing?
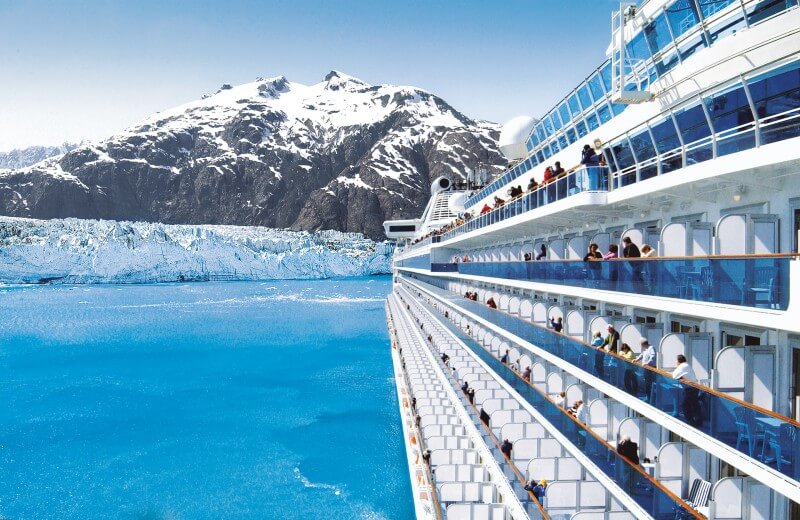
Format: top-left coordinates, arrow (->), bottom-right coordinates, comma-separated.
403,277 -> 800,482
450,255 -> 793,311
442,166 -> 609,242
405,291 -> 701,520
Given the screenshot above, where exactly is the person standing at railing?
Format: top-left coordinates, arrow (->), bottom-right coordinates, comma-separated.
527,177 -> 538,192
622,237 -> 644,289
673,354 -> 703,427
636,339 -> 657,401
641,244 -> 657,257
536,244 -> 547,261
617,435 -> 640,494
501,438 -> 513,459
584,243 -> 603,281
550,316 -> 563,333
552,161 -> 565,178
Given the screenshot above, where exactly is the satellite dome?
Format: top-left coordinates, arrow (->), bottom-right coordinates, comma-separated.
499,116 -> 537,161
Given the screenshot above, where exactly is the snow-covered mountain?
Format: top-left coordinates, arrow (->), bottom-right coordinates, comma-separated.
0,217 -> 392,284
0,72 -> 505,239
0,142 -> 80,169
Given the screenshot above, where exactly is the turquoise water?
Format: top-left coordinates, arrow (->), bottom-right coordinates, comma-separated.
0,278 -> 413,519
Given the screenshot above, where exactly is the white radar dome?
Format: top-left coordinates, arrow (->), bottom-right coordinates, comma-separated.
499,116 -> 538,161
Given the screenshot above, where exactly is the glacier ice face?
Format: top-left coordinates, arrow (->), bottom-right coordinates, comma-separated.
0,217 -> 393,284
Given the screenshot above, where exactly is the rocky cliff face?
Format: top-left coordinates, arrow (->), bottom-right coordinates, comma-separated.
0,72 -> 505,239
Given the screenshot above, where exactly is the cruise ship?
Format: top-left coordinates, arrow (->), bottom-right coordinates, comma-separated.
383,1 -> 800,518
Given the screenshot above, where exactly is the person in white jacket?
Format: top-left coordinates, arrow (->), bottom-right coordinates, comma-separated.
673,354 -> 702,426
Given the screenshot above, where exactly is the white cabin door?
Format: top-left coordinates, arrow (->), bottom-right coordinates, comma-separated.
747,346 -> 776,411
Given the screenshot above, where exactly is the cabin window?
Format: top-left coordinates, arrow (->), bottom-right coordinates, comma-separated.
558,103 -> 571,128
673,102 -> 713,164
586,113 -> 600,132
746,0 -> 791,25
575,120 -> 588,138
645,13 -> 673,56
565,126 -> 577,145
677,33 -> 706,62
597,103 -> 612,124
666,0 -> 700,39
578,84 -> 593,111
650,116 -> 682,173
599,62 -> 613,93
588,73 -> 605,102
568,93 -> 581,117
699,0 -> 737,19
543,116 -> 554,136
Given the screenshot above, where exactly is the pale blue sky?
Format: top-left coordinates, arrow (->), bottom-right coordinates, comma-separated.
0,1 -> 618,150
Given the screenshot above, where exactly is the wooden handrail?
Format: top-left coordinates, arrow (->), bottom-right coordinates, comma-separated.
447,252 -> 800,263
402,277 -> 800,429
401,288 -> 705,520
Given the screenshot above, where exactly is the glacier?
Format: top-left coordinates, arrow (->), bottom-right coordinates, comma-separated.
0,217 -> 393,284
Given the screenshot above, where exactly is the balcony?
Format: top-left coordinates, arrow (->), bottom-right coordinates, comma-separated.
447,255 -> 793,311
401,276 -> 800,484
442,167 -> 609,243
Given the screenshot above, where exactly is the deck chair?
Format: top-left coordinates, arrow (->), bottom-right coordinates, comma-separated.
674,478 -> 712,519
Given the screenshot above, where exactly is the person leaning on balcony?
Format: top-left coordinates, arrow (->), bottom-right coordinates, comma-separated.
536,244 -> 547,260
584,243 -> 603,261
591,331 -> 604,348
493,196 -> 505,208
501,349 -> 510,364
527,176 -> 538,191
501,438 -> 513,458
524,252 -> 532,262
641,244 -> 657,257
603,243 -> 619,260
636,338 -> 657,400
486,297 -> 497,309
543,165 -> 554,184
550,316 -> 563,333
622,237 -> 641,258
619,343 -> 637,360
552,161 -> 565,177
673,354 -> 703,427
522,365 -> 532,382
480,203 -> 491,215
603,324 -> 620,353
581,144 -> 601,166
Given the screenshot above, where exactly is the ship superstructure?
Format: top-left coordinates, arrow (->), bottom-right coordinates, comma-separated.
385,1 -> 800,518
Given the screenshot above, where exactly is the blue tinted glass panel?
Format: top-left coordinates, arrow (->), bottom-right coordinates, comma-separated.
550,139 -> 560,154
568,93 -> 581,115
704,83 -> 754,133
551,110 -> 563,131
626,31 -> 651,62
536,151 -> 545,163
603,148 -> 617,173
747,0 -> 790,24
558,134 -> 568,149
535,124 -> 546,142
588,74 -> 605,101
543,116 -> 554,136
629,127 -> 657,161
559,103 -> 571,127
524,158 -> 532,170
612,138 -> 636,170
612,102 -> 627,116
675,102 -> 712,142
650,117 -> 681,153
708,8 -> 746,42
645,13 -> 673,56
576,120 -> 588,138
701,0 -> 736,18
666,0 -> 700,38
657,51 -> 681,75
675,102 -> 713,164
597,103 -> 612,124
586,113 -> 600,131
566,127 -> 577,144
748,61 -> 800,144
543,146 -> 552,159
600,62 -> 612,93
578,85 -> 593,110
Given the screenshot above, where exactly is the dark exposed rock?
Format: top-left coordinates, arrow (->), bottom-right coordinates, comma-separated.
0,73 -> 507,240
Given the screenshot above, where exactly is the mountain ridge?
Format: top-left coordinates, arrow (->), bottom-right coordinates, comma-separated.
0,71 -> 507,239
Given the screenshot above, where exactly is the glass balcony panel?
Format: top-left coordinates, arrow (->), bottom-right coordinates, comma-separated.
700,0 -> 737,19
587,113 -> 600,131
550,140 -> 560,155
708,7 -> 746,43
568,93 -> 582,116
674,103 -> 713,147
629,127 -> 658,162
749,61 -> 800,144
588,73 -> 605,101
666,0 -> 700,38
645,13 -> 673,56
597,103 -> 612,124
656,49 -> 681,75
551,110 -> 563,131
566,126 -> 578,144
536,123 -> 546,142
600,61 -> 613,93
626,30 -> 651,62
420,301 -> 697,519
559,102 -> 571,128
543,146 -> 552,160
639,161 -> 659,181
612,102 -> 628,116
747,0 -> 792,25
405,276 -> 800,482
659,149 -> 684,174
650,117 -> 682,154
536,151 -> 545,163
543,116 -> 555,137
576,120 -> 589,138
578,84 -> 593,110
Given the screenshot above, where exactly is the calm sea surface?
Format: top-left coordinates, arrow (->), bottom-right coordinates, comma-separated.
0,278 -> 413,519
